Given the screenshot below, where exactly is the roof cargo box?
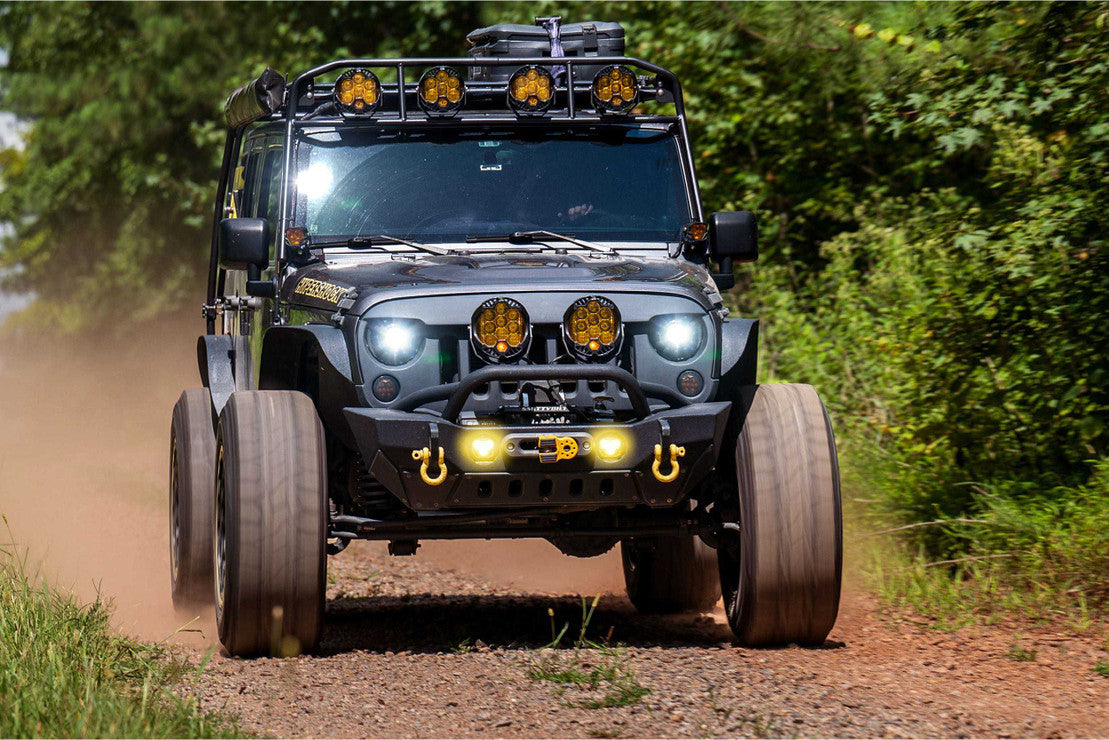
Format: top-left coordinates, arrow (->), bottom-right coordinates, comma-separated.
466,20 -> 625,83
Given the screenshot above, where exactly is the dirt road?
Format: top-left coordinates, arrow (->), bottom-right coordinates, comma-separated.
1,329 -> 1106,738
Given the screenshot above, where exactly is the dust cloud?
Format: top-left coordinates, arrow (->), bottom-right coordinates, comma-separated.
0,319 -> 624,647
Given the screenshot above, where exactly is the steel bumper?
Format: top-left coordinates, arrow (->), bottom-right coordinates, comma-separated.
343,401 -> 730,512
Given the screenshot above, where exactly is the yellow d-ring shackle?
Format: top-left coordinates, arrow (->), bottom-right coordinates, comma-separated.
651,443 -> 685,483
411,446 -> 448,486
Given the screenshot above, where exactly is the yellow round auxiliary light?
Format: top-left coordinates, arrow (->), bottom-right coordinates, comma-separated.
333,68 -> 381,116
418,66 -> 465,116
507,65 -> 555,115
591,65 -> 638,114
563,295 -> 622,362
471,297 -> 531,363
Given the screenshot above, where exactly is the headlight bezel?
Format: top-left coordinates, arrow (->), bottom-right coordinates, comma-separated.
363,317 -> 426,367
648,313 -> 707,363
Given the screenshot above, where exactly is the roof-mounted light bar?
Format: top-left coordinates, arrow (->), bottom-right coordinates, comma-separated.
507,65 -> 555,115
333,68 -> 382,116
591,65 -> 638,114
418,66 -> 466,117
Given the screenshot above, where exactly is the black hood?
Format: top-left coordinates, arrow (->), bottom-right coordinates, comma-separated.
282,252 -> 722,314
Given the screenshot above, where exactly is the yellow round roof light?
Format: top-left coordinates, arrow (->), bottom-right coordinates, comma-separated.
507,65 -> 555,115
591,65 -> 638,114
333,68 -> 381,116
417,66 -> 465,117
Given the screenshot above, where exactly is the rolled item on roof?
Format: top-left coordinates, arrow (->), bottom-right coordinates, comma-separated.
224,67 -> 286,130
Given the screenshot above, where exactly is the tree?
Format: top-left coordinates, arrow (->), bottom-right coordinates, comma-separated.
0,1 -> 479,331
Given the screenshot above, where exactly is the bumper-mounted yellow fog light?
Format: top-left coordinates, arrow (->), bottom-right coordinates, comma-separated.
595,432 -> 627,463
470,436 -> 499,463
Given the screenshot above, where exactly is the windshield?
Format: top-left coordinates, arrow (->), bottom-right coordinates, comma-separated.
292,126 -> 692,246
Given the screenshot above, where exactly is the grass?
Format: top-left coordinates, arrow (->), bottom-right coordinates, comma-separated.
849,449 -> 1109,631
1094,662 -> 1109,678
1006,635 -> 1037,662
525,596 -> 650,710
0,537 -> 237,738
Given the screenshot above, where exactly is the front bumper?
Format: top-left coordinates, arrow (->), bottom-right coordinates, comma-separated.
343,364 -> 729,512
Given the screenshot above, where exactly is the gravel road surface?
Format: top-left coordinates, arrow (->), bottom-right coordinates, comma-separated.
189,540 -> 1108,738
1,333 -> 1105,739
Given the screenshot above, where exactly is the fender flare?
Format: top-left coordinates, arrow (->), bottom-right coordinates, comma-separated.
197,334 -> 237,417
258,325 -> 359,444
719,318 -> 758,394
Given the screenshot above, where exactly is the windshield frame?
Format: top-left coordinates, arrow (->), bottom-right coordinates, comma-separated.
286,120 -> 699,252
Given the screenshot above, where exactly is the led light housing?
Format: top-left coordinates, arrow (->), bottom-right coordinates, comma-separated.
334,69 -> 381,116
563,296 -> 622,362
471,297 -> 531,363
507,65 -> 554,115
594,430 -> 630,463
591,65 -> 638,114
649,314 -> 706,362
365,318 -> 424,366
470,435 -> 499,463
418,66 -> 465,116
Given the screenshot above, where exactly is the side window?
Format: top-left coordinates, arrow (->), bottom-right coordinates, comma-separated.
240,148 -> 264,217
256,146 -> 285,227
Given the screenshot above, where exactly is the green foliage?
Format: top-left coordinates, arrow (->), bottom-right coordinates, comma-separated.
733,2 -> 1109,611
1006,635 -> 1037,662
2,2 -> 1107,613
0,545 -> 235,737
0,1 -> 479,331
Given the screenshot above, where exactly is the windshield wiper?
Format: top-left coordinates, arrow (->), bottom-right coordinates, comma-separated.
311,235 -> 450,256
466,230 -> 616,255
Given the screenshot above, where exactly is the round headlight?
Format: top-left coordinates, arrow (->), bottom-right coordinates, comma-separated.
563,296 -> 622,362
365,318 -> 424,366
471,297 -> 531,363
649,314 -> 706,362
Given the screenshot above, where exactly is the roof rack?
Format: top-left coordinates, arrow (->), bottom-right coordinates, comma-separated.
224,56 -> 687,129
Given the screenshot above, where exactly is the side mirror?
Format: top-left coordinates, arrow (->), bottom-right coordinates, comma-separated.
219,217 -> 271,272
709,211 -> 758,263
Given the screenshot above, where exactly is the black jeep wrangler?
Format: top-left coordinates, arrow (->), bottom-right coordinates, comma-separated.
168,20 -> 841,657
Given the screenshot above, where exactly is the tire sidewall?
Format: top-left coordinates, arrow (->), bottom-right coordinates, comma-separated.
169,388 -> 215,608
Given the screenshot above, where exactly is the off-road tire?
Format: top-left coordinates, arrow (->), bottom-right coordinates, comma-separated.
621,536 -> 720,614
215,391 -> 327,657
719,384 -> 841,647
170,388 -> 216,609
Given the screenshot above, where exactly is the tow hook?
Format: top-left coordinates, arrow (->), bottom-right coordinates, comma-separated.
412,447 -> 448,486
652,443 -> 685,483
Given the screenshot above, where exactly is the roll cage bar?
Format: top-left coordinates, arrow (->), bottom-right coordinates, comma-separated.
205,56 -> 703,334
